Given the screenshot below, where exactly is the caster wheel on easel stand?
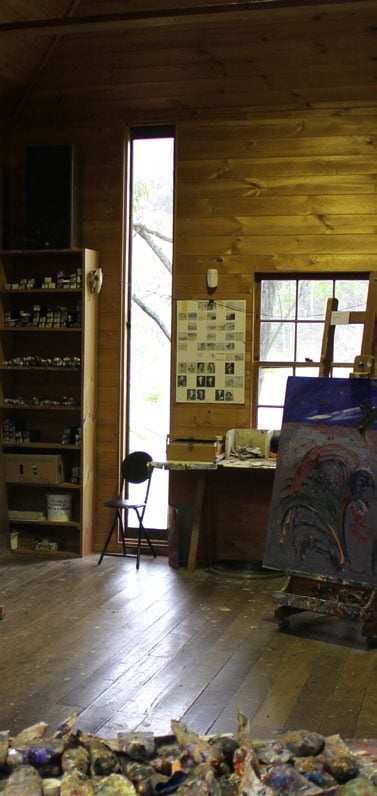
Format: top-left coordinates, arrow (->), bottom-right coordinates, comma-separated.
277,618 -> 290,631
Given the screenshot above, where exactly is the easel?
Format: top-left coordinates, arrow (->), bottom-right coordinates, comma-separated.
319,271 -> 377,379
273,272 -> 377,647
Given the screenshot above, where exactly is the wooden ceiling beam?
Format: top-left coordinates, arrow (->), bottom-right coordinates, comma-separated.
0,0 -> 357,36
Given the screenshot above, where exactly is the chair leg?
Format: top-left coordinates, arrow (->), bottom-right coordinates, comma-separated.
119,511 -> 127,557
99,507 -> 156,569
135,524 -> 156,569
136,523 -> 141,570
134,510 -> 156,569
142,527 -> 157,558
98,509 -> 126,564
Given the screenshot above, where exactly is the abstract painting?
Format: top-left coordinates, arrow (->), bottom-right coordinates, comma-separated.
263,377 -> 377,586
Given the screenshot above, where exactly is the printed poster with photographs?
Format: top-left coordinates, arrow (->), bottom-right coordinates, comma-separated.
176,299 -> 246,403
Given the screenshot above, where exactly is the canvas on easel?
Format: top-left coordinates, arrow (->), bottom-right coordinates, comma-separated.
264,274 -> 377,644
263,376 -> 377,585
263,376 -> 377,645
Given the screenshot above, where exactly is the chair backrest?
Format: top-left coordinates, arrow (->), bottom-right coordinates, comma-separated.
121,451 -> 152,485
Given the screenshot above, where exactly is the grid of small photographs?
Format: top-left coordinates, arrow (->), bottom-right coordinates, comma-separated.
176,299 -> 246,403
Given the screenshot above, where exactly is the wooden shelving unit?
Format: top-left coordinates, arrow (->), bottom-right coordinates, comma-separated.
0,248 -> 99,557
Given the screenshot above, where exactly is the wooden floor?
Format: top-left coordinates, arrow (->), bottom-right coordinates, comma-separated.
1,552 -> 377,741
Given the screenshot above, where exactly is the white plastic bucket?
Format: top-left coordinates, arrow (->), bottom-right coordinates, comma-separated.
10,531 -> 19,550
47,493 -> 72,522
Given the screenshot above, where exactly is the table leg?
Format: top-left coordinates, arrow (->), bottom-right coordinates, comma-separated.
187,473 -> 206,572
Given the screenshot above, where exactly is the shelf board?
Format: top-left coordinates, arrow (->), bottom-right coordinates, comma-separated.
1,288 -> 81,294
3,442 -> 80,450
0,366 -> 80,372
11,548 -> 80,558
1,404 -> 80,411
9,518 -> 80,527
6,481 -> 80,489
0,326 -> 81,332
0,248 -> 83,254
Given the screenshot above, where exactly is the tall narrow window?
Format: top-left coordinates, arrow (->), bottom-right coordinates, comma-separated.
127,126 -> 174,529
254,275 -> 369,430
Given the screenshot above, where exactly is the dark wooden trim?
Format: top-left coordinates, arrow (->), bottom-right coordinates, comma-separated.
0,1 -> 358,36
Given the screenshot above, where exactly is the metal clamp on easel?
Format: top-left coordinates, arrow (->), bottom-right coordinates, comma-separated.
350,354 -> 375,378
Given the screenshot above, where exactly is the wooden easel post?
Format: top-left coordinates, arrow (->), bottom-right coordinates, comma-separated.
350,272 -> 377,377
319,272 -> 377,379
319,297 -> 338,378
359,271 -> 377,367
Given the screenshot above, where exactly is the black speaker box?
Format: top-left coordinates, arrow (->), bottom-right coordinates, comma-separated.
25,145 -> 78,249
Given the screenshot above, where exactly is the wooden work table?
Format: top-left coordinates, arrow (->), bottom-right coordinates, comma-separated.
151,458 -> 276,571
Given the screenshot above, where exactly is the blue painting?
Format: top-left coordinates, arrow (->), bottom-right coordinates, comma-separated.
263,377 -> 377,586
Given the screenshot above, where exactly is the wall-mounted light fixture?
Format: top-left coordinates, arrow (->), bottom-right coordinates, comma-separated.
207,268 -> 218,290
88,267 -> 103,294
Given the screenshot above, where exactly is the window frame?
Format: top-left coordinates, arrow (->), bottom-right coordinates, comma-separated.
251,271 -> 370,428
122,124 -> 175,531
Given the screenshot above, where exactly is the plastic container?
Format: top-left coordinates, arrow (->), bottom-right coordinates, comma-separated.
47,493 -> 72,522
10,531 -> 19,550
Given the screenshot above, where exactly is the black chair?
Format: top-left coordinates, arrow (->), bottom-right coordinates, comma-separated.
98,451 -> 156,569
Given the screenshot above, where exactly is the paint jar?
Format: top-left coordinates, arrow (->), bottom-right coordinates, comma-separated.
214,435 -> 225,461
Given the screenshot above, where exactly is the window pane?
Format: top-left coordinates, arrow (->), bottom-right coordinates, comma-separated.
296,322 -> 324,361
260,321 -> 295,360
257,275 -> 369,432
261,280 -> 296,320
293,365 -> 320,377
259,366 -> 292,405
333,324 -> 363,362
128,134 -> 173,529
332,366 -> 353,378
334,279 -> 368,312
297,280 -> 332,319
258,406 -> 284,429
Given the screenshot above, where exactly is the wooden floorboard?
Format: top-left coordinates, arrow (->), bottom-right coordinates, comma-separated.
0,553 -> 375,740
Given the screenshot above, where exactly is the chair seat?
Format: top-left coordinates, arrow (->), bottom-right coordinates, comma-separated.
104,499 -> 146,510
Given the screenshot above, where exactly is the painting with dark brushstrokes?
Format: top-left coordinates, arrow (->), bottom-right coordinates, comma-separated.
263,377 -> 377,586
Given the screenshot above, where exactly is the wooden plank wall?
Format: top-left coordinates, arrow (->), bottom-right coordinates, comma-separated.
2,0 -> 377,551
173,103 -> 377,438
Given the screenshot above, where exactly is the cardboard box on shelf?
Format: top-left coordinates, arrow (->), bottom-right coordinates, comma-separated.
5,454 -> 64,484
17,534 -> 37,551
8,509 -> 46,520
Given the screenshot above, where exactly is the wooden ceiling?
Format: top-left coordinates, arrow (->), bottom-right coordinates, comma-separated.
0,0 -> 368,121
0,1 -> 72,119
